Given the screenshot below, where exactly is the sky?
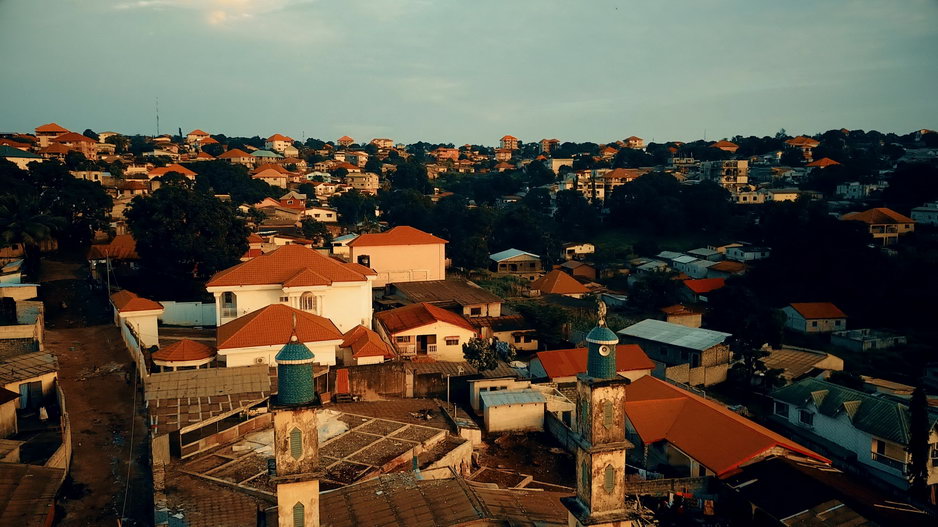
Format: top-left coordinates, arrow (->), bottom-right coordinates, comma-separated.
1,0 -> 937,146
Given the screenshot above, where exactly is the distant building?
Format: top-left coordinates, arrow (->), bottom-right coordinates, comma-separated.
530,270 -> 588,298
499,135 -> 519,150
698,159 -> 749,192
489,249 -> 542,280
911,201 -> 938,226
782,302 -> 847,333
374,302 -> 477,361
347,226 -> 447,288
709,140 -> 739,153
623,135 -> 645,149
618,319 -> 732,387
840,207 -> 915,246
785,136 -> 821,161
337,135 -> 355,147
830,328 -> 907,352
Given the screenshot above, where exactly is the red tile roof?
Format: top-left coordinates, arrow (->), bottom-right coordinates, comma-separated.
216,304 -> 342,350
52,132 -> 96,144
195,151 -> 215,159
251,163 -> 291,175
625,375 -> 828,477
501,135 -> 518,141
347,226 -> 447,247
218,148 -> 252,159
247,233 -> 265,244
0,138 -> 31,149
531,270 -> 588,295
206,244 -> 372,288
188,129 -> 209,136
197,136 -> 218,145
87,234 -> 139,260
710,140 -> 739,150
785,136 -> 820,147
110,290 -> 163,313
35,122 -> 69,133
805,157 -> 840,168
536,345 -> 653,379
38,144 -> 70,154
151,339 -> 215,362
709,260 -> 747,273
375,302 -> 477,334
788,302 -> 846,320
682,278 -> 725,294
338,135 -> 354,142
266,133 -> 293,142
148,164 -> 197,178
840,207 -> 914,225
342,325 -> 395,359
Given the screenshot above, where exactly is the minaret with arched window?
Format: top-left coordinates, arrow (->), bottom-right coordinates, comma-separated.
272,334 -> 320,527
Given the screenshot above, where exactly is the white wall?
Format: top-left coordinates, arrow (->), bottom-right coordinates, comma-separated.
220,339 -> 340,367
383,322 -> 476,362
484,402 -> 544,432
350,244 -> 445,288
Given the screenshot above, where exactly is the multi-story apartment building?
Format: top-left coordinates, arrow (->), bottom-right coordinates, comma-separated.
698,159 -> 749,193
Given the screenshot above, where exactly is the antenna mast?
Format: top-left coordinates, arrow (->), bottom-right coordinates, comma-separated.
155,97 -> 160,136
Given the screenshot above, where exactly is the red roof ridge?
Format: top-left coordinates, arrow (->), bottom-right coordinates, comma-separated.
207,244 -> 369,288
152,339 -> 215,362
216,304 -> 342,350
35,122 -> 69,133
110,290 -> 163,313
347,226 -> 447,247
788,302 -> 846,319
375,302 -> 476,334
531,270 -> 588,295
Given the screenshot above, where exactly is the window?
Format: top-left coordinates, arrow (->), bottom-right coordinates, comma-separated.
299,292 -> 317,312
513,335 -> 521,343
835,319 -> 843,326
289,428 -> 302,459
292,503 -> 305,527
222,292 -> 235,305
603,402 -> 614,429
604,465 -> 615,493
774,401 -> 789,417
470,307 -> 482,316
445,337 -> 459,346
396,336 -> 411,343
798,410 -> 814,427
280,296 -> 289,303
811,321 -> 818,328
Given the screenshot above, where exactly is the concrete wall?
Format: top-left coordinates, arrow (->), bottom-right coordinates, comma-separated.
468,378 -> 530,413
0,284 -> 39,301
350,243 -> 445,288
484,402 -> 544,433
159,301 -> 216,327
4,371 -> 58,410
782,307 -> 846,333
179,411 -> 272,459
0,399 -> 17,438
327,362 -> 406,399
381,321 -> 476,362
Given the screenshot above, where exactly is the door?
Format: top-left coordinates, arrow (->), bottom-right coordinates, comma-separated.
19,381 -> 42,409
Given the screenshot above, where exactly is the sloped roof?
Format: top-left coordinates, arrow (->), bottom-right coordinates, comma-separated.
806,157 -> 840,168
347,226 -> 447,247
195,151 -> 215,159
252,168 -> 287,180
0,145 -> 40,159
251,149 -> 282,158
618,319 -> 730,351
110,290 -> 163,313
531,270 -> 588,295
0,463 -> 65,527
841,207 -> 914,225
481,388 -> 545,407
786,136 -> 820,147
709,260 -> 747,273
206,244 -> 372,288
772,378 -> 924,445
86,234 -> 139,260
187,129 -> 209,136
337,135 -> 354,142
489,248 -> 539,262
216,304 -> 342,350
536,345 -> 654,379
391,279 -> 502,306
710,140 -> 738,150
35,122 -> 69,133
375,302 -> 476,335
252,163 -> 291,175
218,148 -> 252,159
603,167 -> 646,181
52,132 -> 95,144
151,339 -> 215,362
788,302 -> 847,320
500,135 -> 518,141
266,133 -> 293,142
625,376 -> 828,476
342,325 -> 394,359
38,144 -> 69,154
148,163 -> 197,178
682,278 -> 725,294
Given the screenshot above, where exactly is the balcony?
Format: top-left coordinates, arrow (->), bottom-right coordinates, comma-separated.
221,306 -> 237,319
871,452 -> 906,472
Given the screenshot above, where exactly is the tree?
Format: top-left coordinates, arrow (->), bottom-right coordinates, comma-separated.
512,302 -> 569,348
0,194 -> 64,274
521,187 -> 551,213
300,218 -> 332,246
125,185 -> 249,293
378,189 -> 433,231
82,129 -> 99,141
388,160 -> 431,193
328,190 -> 377,227
908,385 -> 930,501
44,178 -> 113,248
627,269 -> 682,311
462,337 -> 514,373
554,190 -> 600,240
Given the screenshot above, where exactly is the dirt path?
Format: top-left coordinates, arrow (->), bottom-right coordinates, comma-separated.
46,325 -> 153,526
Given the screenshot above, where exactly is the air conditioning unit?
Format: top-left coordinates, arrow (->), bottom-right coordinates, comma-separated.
255,357 -> 266,365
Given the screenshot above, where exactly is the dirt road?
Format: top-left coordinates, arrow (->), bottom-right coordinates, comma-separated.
46,325 -> 153,526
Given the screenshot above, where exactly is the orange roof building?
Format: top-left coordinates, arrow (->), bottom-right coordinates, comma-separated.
840,207 -> 915,245
215,304 -> 343,367
147,163 -> 197,180
35,122 -> 69,134
340,325 -> 395,365
532,345 -> 654,382
337,135 -> 355,147
624,375 -> 828,477
531,270 -> 588,297
682,278 -> 725,295
374,302 -> 478,361
206,244 -> 376,331
347,226 -> 447,288
266,133 -> 293,143
783,302 -> 847,334
805,157 -> 840,168
87,234 -> 139,261
110,290 -> 164,313
151,339 -> 216,371
709,140 -> 739,153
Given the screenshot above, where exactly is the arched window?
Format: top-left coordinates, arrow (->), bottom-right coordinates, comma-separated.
292,502 -> 304,527
299,292 -> 317,313
290,428 -> 302,459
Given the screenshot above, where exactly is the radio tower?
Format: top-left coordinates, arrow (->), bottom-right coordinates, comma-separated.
155,97 -> 160,136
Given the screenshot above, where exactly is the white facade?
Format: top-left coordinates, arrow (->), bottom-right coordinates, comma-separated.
375,320 -> 476,362
350,243 -> 445,288
726,246 -> 770,262
484,401 -> 544,433
219,339 -> 340,368
209,281 -> 373,332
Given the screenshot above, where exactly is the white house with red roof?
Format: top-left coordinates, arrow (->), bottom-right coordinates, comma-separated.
339,325 -> 395,366
147,163 -> 197,180
205,244 -> 375,330
374,302 -> 477,361
782,302 -> 847,333
264,133 -> 294,154
110,289 -> 164,350
215,304 -> 343,367
34,122 -> 69,147
347,226 -> 447,288
185,129 -> 211,144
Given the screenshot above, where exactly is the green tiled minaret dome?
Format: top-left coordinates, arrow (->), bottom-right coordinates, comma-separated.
275,336 -> 317,406
586,300 -> 619,379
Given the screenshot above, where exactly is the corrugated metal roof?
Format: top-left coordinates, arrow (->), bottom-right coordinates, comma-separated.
489,248 -> 539,262
672,255 -> 698,264
0,348 -> 57,385
480,388 -> 546,407
618,319 -> 730,351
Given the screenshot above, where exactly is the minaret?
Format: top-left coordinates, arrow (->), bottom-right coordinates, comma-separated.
562,300 -> 637,526
272,334 -> 320,527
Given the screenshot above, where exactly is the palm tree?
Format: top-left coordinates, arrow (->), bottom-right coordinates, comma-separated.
0,193 -> 64,274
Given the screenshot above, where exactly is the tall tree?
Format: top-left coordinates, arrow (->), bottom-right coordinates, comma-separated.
0,194 -> 64,274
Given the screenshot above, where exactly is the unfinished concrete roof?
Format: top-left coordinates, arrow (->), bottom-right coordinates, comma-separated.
618,319 -> 731,351
0,348 -> 56,385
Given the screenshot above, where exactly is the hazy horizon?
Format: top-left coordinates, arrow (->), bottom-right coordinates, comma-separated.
2,0 -> 937,145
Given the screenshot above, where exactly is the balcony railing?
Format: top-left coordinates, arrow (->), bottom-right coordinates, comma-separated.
871,452 -> 906,471
221,306 -> 237,318
427,344 -> 437,353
